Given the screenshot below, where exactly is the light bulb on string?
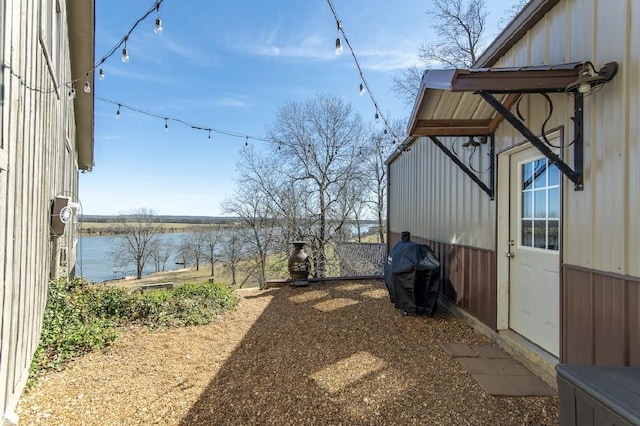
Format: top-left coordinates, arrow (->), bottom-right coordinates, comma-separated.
164,118 -> 169,132
121,37 -> 130,63
115,104 -> 121,119
98,68 -> 105,80
68,84 -> 76,99
83,81 -> 91,93
384,128 -> 388,135
335,21 -> 343,55
374,112 -> 379,123
359,83 -> 365,96
208,130 -> 212,141
154,2 -> 163,34
245,136 -> 248,147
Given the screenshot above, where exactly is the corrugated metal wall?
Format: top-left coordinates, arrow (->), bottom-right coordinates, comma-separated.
494,0 -> 640,278
0,0 -> 80,419
388,0 -> 639,359
388,136 -> 495,250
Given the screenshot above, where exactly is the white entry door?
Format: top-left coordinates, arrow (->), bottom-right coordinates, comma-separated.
508,145 -> 560,357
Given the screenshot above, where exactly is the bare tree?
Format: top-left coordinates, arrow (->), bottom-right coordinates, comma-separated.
266,94 -> 368,277
220,227 -> 247,286
150,239 -> 174,272
222,171 -> 280,290
109,208 -> 161,279
498,0 -> 529,30
391,0 -> 488,107
183,228 -> 207,271
201,227 -> 221,279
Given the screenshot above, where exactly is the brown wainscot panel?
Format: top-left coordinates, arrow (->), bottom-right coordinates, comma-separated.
389,232 -> 497,330
562,264 -> 640,367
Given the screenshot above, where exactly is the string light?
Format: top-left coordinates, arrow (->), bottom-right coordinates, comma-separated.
154,2 -> 163,35
4,1 -> 164,95
326,0 -> 401,142
96,96 -> 273,146
164,118 -> 169,132
83,81 -> 91,93
335,21 -> 343,55
375,112 -> 379,123
68,83 -> 76,99
245,136 -> 249,147
208,130 -> 212,141
121,37 -> 130,63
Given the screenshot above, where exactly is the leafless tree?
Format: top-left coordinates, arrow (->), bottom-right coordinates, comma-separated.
392,0 -> 488,106
182,228 -> 207,271
150,239 -> 173,272
498,0 -> 529,30
265,94 -> 368,277
222,173 -> 280,290
109,208 -> 161,279
220,227 -> 248,286
201,227 -> 221,279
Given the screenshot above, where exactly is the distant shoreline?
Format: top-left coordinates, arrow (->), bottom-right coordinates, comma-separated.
79,222 -> 230,236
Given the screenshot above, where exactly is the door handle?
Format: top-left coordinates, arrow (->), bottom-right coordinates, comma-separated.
506,252 -> 515,258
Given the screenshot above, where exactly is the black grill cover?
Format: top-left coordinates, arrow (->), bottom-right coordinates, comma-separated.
384,235 -> 441,316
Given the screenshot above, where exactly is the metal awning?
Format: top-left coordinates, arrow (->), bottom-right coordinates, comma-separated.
408,62 -> 584,137
404,61 -> 619,194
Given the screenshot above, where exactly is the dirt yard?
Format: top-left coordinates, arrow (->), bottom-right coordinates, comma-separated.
17,280 -> 559,425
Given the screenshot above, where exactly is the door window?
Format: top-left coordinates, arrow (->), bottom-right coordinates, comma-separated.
521,158 -> 559,250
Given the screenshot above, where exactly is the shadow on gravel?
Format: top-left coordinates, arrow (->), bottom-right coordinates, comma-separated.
180,280 -> 558,425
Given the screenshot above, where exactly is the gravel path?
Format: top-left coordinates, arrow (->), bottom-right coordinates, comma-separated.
18,280 -> 559,425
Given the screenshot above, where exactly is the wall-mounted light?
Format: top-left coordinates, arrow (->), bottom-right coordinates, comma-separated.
565,62 -> 618,96
461,135 -> 487,151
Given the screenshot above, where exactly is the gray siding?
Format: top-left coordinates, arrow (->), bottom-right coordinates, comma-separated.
0,0 -> 83,420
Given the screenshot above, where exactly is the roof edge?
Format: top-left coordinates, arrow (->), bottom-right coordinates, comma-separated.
475,0 -> 561,68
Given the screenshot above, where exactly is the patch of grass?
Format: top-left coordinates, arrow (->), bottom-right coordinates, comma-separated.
29,277 -> 237,384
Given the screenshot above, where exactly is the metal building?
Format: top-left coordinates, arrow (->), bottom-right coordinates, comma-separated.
387,0 -> 639,384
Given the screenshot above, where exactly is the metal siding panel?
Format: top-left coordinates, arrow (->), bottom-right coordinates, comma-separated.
630,281 -> 640,366
628,1 -> 640,277
593,275 -> 627,365
562,267 -> 594,364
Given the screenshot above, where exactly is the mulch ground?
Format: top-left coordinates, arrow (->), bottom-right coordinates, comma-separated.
17,280 -> 559,425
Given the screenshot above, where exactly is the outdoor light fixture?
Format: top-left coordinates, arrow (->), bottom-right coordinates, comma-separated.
359,83 -> 365,96
68,84 -> 76,99
565,61 -> 618,95
375,112 -> 379,122
335,21 -> 343,55
335,38 -> 343,55
115,104 -> 121,119
121,47 -> 129,63
461,136 -> 488,150
154,1 -> 163,34
98,68 -> 105,80
83,81 -> 91,93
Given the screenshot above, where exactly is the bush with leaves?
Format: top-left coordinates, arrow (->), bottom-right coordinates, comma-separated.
30,277 -> 237,383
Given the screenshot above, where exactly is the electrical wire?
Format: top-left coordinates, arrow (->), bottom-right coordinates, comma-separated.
95,96 -> 273,143
325,0 -> 402,142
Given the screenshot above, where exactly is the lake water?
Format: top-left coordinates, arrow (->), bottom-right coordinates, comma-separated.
75,232 -> 192,283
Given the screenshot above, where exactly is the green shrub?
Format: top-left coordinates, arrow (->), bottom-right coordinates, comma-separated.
30,278 -> 237,383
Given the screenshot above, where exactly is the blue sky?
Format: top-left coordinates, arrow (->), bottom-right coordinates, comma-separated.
81,0 -> 522,216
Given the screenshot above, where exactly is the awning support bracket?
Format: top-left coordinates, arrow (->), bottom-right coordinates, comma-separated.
479,91 -> 584,190
429,135 -> 495,199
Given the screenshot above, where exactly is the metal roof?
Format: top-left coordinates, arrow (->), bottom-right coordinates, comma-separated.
407,63 -> 585,137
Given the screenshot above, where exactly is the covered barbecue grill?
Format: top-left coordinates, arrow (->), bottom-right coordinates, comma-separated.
384,232 -> 441,316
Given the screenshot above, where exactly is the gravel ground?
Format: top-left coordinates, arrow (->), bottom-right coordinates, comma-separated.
17,280 -> 559,425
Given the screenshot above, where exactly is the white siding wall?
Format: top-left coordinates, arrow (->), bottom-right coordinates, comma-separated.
390,0 -> 639,277
0,0 -> 80,420
389,135 -> 495,250
493,0 -> 640,277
